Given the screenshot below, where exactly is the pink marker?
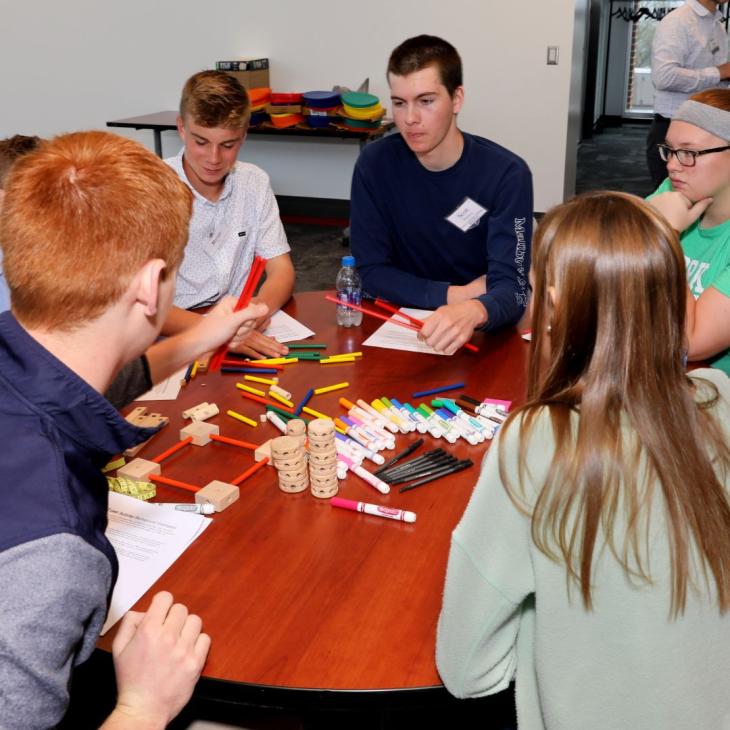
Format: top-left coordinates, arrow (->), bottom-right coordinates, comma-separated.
331,497 -> 416,523
338,454 -> 391,494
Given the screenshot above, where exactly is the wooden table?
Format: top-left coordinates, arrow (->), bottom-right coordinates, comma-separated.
98,292 -> 529,711
106,111 -> 394,157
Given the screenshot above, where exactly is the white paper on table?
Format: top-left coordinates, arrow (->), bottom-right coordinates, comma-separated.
101,493 -> 212,634
136,366 -> 186,401
362,307 -> 448,356
263,309 -> 316,343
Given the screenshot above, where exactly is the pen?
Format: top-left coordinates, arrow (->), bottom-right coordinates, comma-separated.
330,497 -> 416,523
398,459 -> 474,492
155,503 -> 215,515
375,438 -> 424,475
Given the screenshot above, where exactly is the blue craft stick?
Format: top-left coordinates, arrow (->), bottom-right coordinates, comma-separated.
412,382 -> 465,398
221,366 -> 279,374
295,387 -> 314,416
183,361 -> 195,383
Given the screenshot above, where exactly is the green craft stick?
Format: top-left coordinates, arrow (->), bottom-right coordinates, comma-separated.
266,404 -> 295,421
286,343 -> 328,349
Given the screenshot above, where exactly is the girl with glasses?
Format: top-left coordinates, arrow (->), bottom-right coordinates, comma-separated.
649,88 -> 730,376
436,191 -> 730,730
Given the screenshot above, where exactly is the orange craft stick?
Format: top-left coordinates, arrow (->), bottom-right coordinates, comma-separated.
150,474 -> 200,493
209,256 -> 268,372
372,298 -> 480,354
151,436 -> 193,464
230,457 -> 270,486
209,433 -> 258,450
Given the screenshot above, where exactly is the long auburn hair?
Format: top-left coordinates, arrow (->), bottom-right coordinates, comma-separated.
501,191 -> 730,616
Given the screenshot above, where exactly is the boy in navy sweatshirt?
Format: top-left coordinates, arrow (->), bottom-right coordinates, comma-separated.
350,35 -> 533,354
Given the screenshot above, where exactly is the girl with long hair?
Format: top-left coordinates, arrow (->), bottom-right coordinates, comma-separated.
436,192 -> 730,729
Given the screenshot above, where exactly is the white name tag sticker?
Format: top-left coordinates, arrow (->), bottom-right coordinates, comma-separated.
446,197 -> 488,232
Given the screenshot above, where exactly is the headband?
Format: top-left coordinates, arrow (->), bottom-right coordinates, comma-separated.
672,99 -> 730,141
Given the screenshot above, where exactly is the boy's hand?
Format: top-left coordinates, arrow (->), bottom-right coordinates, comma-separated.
230,330 -> 289,359
419,300 -> 487,355
105,592 -> 210,729
202,297 -> 269,352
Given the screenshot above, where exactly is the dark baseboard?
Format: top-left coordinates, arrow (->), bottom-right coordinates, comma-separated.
276,195 -> 350,227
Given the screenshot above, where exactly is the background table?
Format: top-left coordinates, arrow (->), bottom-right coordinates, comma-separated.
97,292 -> 529,712
107,111 -> 394,157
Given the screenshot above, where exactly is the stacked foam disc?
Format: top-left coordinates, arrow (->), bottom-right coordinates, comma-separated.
271,435 -> 309,493
268,92 -> 304,128
249,88 -> 272,127
307,419 -> 338,498
302,90 -> 341,128
339,91 -> 385,130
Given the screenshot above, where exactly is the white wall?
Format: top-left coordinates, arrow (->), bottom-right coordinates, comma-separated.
0,0 -> 583,211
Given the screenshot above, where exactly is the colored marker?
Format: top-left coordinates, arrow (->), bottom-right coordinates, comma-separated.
412,382 -> 465,399
330,497 -> 416,524
356,399 -> 399,434
338,454 -> 390,494
155,503 -> 215,515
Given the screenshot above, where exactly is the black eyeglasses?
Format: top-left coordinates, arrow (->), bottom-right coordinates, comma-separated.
657,143 -> 730,167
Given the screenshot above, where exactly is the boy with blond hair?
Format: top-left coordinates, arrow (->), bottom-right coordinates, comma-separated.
0,131 -> 265,728
164,70 -> 295,359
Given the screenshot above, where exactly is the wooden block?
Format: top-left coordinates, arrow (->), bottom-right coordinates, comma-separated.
181,402 -> 219,422
196,480 -> 239,512
117,458 -> 161,482
123,407 -> 170,458
254,439 -> 273,463
180,421 -> 220,446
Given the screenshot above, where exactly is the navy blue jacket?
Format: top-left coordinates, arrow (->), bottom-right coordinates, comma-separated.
0,312 -> 157,591
350,132 -> 533,331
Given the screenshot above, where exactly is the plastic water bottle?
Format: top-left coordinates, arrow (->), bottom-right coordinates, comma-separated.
336,255 -> 363,327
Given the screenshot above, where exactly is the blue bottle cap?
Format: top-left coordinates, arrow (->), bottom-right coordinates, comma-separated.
342,255 -> 355,266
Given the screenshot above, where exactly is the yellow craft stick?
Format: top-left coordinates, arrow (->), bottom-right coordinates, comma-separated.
314,382 -> 349,395
226,409 -> 258,427
244,374 -> 278,386
252,357 -> 299,365
236,382 -> 265,397
302,406 -> 332,420
269,390 -> 295,408
327,352 -> 362,359
320,356 -> 355,364
190,360 -> 199,378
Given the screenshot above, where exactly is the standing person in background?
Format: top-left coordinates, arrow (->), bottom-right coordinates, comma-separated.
437,191 -> 730,729
648,0 -> 730,188
350,35 -> 533,355
164,70 -> 296,359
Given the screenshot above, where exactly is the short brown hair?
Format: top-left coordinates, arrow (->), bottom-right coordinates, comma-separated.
180,70 -> 251,128
387,35 -> 463,97
0,135 -> 42,188
0,131 -> 192,330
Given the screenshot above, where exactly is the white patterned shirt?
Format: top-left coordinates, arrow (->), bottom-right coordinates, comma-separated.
651,0 -> 729,118
166,150 -> 290,309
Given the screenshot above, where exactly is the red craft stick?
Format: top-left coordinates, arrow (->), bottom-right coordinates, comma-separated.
150,474 -> 200,493
209,256 -> 268,372
151,436 -> 193,464
324,294 -> 420,331
230,457 -> 269,486
373,298 -> 480,354
239,391 -> 273,406
210,433 -> 258,450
